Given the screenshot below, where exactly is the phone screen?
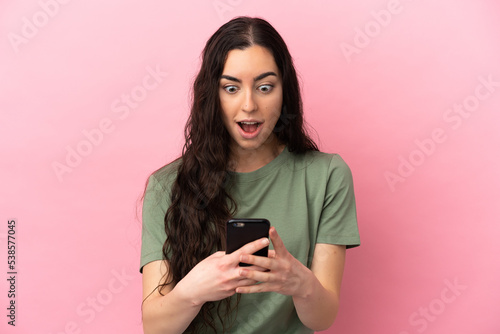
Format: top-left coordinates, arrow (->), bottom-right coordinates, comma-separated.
226,218 -> 270,266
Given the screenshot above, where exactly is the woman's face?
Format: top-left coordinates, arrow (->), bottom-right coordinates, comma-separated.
219,45 -> 283,154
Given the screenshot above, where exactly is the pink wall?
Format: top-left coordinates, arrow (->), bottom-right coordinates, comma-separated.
1,1 -> 499,333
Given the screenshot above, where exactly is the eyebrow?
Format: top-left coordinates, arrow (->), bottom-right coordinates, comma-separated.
220,71 -> 278,83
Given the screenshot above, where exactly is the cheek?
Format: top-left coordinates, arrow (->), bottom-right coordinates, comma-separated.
268,94 -> 283,122
271,86 -> 283,111
220,109 -> 233,131
219,96 -> 234,124
220,95 -> 239,113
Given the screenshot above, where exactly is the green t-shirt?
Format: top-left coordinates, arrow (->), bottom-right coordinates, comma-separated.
140,147 -> 360,333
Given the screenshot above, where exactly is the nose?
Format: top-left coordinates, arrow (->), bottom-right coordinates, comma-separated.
242,89 -> 257,112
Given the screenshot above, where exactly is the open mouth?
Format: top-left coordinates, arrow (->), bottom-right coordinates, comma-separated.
238,121 -> 262,133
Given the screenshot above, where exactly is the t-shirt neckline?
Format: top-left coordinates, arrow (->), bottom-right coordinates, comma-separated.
228,146 -> 291,183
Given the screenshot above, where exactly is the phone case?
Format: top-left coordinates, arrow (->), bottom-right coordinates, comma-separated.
226,218 -> 270,266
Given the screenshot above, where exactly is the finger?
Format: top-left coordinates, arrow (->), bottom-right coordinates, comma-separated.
236,282 -> 274,294
268,250 -> 276,258
235,278 -> 259,286
230,237 -> 269,261
228,267 -> 260,283
240,253 -> 273,269
269,227 -> 287,256
238,267 -> 273,283
243,265 -> 269,272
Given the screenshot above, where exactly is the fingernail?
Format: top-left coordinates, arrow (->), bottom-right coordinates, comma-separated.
262,238 -> 269,245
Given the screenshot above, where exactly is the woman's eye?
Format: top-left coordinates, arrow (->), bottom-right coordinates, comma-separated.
258,84 -> 273,93
224,85 -> 238,94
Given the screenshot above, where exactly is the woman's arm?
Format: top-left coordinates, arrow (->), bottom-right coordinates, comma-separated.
141,238 -> 270,334
292,243 -> 345,330
235,227 -> 346,331
142,260 -> 202,334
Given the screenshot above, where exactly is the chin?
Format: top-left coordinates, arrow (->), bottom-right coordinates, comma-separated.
237,141 -> 263,150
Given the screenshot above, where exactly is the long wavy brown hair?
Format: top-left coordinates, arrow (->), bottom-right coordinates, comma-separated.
149,16 -> 318,333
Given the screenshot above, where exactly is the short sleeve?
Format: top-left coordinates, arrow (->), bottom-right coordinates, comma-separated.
316,154 -> 360,249
139,174 -> 171,273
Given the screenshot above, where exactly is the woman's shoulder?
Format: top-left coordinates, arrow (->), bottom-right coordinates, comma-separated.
147,157 -> 183,190
291,149 -> 351,173
289,150 -> 355,193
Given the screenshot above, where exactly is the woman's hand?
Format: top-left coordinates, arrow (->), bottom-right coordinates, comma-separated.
234,226 -> 313,298
174,237 -> 271,306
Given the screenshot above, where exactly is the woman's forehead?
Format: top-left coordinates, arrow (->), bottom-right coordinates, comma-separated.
222,45 -> 280,80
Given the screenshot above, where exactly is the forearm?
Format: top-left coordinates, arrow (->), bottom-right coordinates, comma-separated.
142,285 -> 203,334
293,269 -> 340,331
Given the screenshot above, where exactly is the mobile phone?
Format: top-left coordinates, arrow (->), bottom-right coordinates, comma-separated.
226,218 -> 270,266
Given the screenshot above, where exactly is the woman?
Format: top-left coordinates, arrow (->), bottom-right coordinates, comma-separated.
140,16 -> 360,334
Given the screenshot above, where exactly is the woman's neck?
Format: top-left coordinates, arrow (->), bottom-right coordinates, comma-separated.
229,139 -> 285,173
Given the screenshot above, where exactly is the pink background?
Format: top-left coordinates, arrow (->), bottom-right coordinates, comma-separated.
1,0 -> 500,333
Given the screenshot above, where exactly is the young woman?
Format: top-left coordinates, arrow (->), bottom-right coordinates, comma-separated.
140,16 -> 360,334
